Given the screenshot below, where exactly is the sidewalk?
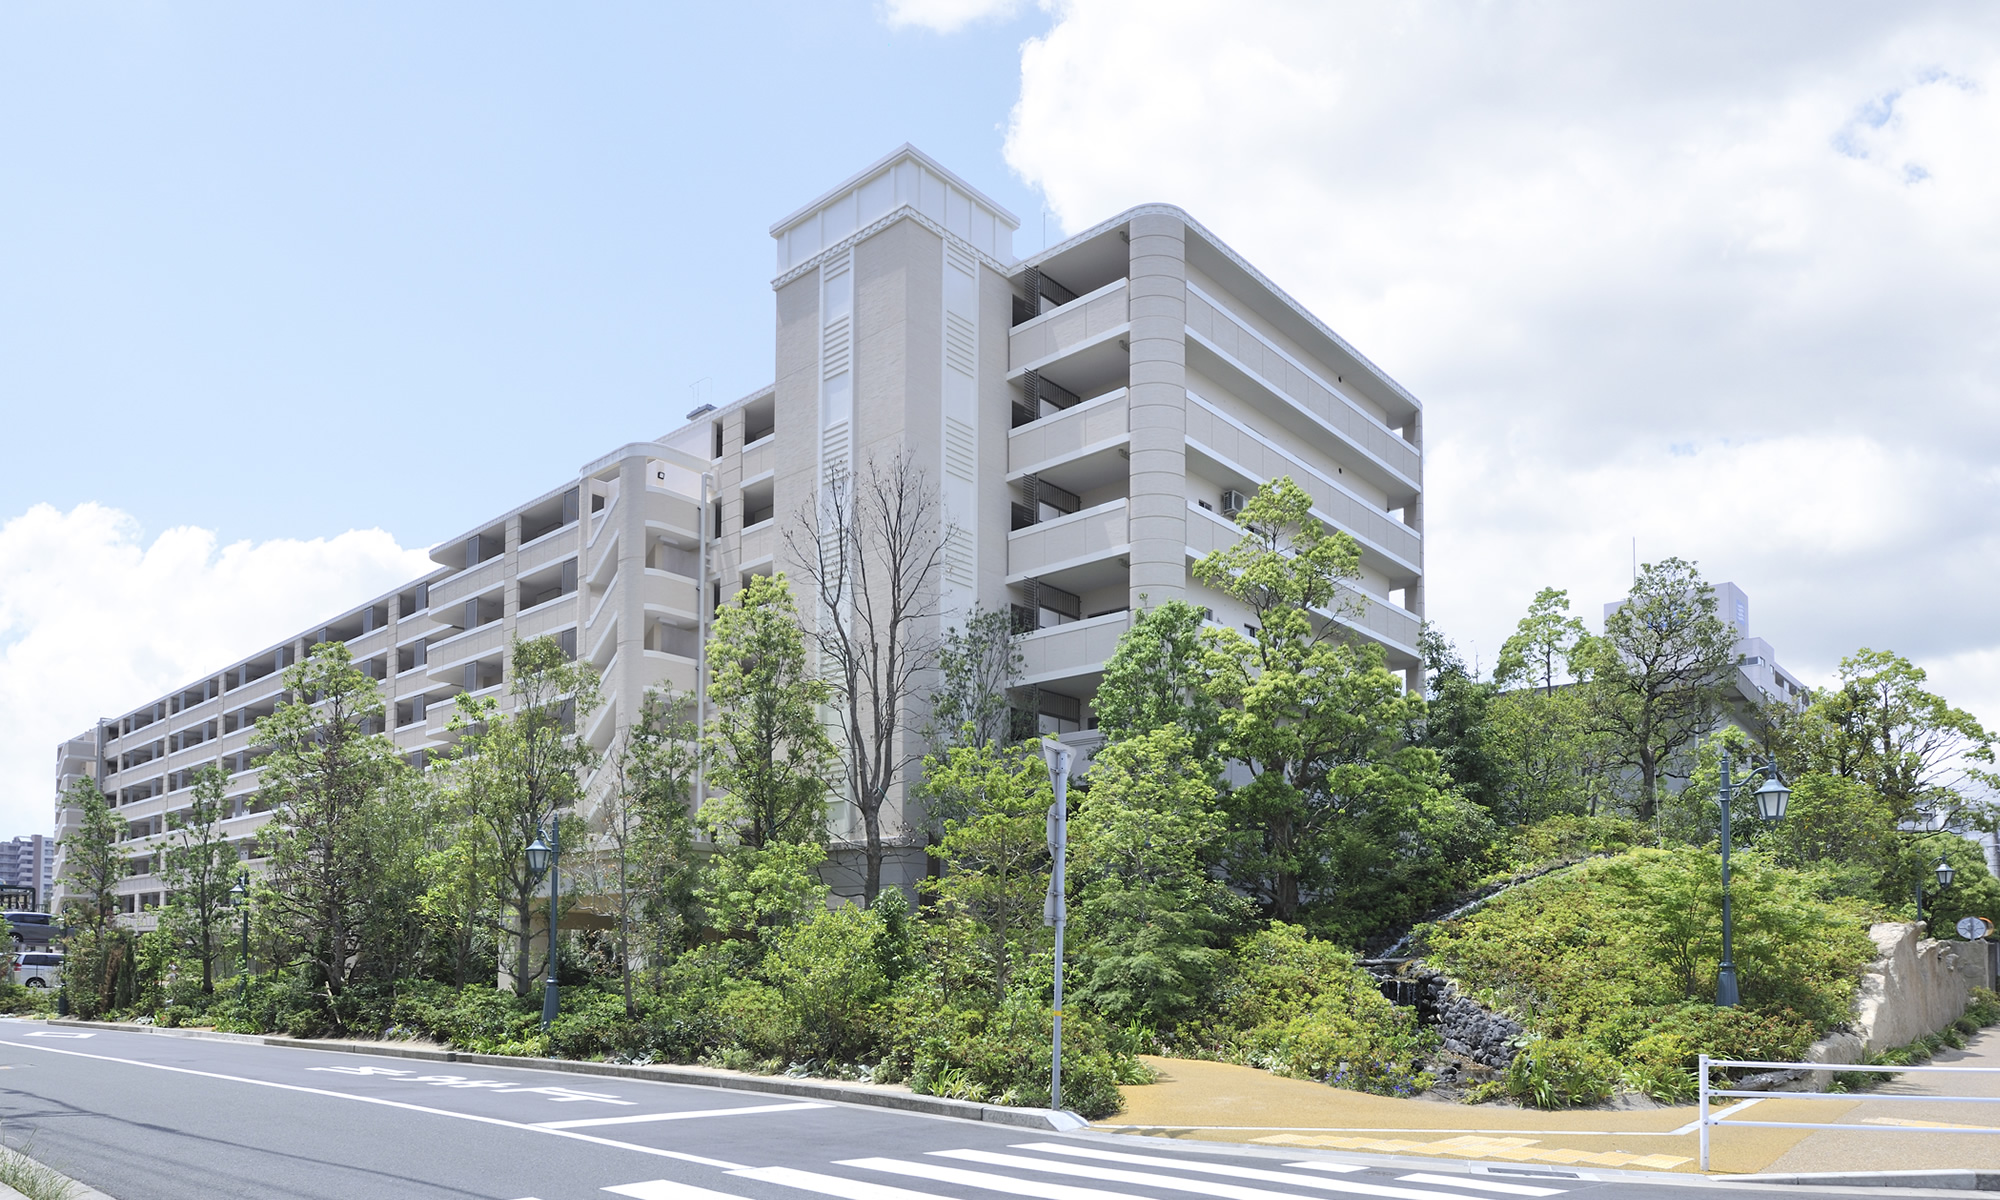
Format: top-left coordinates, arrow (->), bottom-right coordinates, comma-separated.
1760,1031 -> 2000,1173
1100,1055 -> 1865,1175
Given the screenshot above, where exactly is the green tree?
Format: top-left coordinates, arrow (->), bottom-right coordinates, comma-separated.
1193,477 -> 1474,929
605,689 -> 701,1004
1496,587 -> 1590,695
253,642 -> 415,999
700,575 -> 835,933
926,604 -> 1024,751
1411,628 -> 1503,815
446,635 -> 603,996
917,740 -> 1053,1003
1091,598 -> 1225,765
1069,727 -> 1246,1025
1800,649 -> 1996,826
56,777 -> 127,1018
1582,558 -> 1739,819
157,763 -> 238,993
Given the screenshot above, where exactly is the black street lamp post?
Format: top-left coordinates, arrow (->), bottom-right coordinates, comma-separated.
1717,750 -> 1791,1008
229,871 -> 249,1001
1917,855 -> 1955,929
526,822 -> 560,1029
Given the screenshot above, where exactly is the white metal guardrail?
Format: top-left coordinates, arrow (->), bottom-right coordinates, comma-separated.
1698,1054 -> 2000,1170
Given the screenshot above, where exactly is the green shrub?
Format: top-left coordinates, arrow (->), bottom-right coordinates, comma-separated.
1169,923 -> 1435,1097
901,1000 -> 1146,1119
1506,1038 -> 1616,1108
1424,848 -> 1874,1102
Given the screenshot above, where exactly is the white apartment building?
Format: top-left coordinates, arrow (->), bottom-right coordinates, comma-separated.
0,834 -> 52,908
54,145 -> 1426,912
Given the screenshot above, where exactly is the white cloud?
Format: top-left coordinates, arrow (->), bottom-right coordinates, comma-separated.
0,503 -> 434,835
882,0 -> 1023,35
1005,0 -> 2000,731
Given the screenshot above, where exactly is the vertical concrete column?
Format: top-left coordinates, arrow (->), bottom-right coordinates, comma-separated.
1126,213 -> 1190,607
614,455 -> 651,744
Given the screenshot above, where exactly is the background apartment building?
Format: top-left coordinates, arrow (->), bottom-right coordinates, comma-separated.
54,145 -> 1425,912
0,835 -> 52,908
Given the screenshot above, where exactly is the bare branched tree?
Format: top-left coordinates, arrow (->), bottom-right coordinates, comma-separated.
786,452 -> 948,903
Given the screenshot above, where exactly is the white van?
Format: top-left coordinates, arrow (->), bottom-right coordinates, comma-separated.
10,951 -> 62,989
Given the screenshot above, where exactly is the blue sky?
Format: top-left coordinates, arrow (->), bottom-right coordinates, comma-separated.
1,2 -> 1053,550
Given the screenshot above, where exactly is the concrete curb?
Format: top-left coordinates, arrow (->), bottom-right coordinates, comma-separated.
1716,1170 -> 2000,1191
0,1144 -> 118,1200
38,1018 -> 1086,1132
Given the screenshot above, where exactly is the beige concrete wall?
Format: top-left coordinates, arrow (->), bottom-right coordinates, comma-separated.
1125,213 -> 1189,607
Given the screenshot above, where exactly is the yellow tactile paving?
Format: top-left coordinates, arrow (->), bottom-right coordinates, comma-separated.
1245,1132 -> 1692,1169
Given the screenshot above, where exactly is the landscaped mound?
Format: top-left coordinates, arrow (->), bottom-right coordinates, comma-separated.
1416,847 -> 1877,1106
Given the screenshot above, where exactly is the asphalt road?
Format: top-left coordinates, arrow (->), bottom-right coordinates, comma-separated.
0,1021 -> 1858,1200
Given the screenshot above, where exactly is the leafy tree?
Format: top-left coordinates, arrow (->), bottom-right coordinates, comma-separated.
445,635 -> 603,996
926,604 -> 1023,752
1410,628 -> 1503,815
253,642 -> 415,999
56,777 -> 127,1018
1486,687 -> 1609,822
157,763 -> 238,993
604,689 -> 701,1003
1091,599 -> 1225,766
1496,587 -> 1590,694
1794,649 -> 1997,826
414,757 -> 498,988
1581,558 -> 1738,819
1193,477 -> 1475,930
917,740 -> 1052,1003
1069,727 -> 1247,1026
700,575 -> 835,933
788,455 -> 947,903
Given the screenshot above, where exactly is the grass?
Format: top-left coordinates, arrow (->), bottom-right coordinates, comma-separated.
0,1143 -> 81,1200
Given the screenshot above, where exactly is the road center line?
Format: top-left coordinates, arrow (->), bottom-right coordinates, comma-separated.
0,1038 -> 747,1169
539,1101 -> 825,1130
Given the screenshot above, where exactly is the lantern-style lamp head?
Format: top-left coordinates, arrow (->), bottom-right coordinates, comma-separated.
1753,774 -> 1791,823
1937,857 -> 1957,889
525,836 -> 552,878
228,874 -> 247,904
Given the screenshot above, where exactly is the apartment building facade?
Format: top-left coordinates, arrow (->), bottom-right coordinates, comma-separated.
54,145 -> 1425,913
0,835 -> 52,908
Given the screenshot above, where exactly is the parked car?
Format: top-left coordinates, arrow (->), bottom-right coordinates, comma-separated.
10,951 -> 62,989
3,911 -> 56,948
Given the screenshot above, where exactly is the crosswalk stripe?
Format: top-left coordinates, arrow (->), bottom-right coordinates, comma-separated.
603,1180 -> 748,1200
933,1149 -> 1479,1200
540,1101 -> 826,1130
1394,1176 -> 1563,1198
844,1155 -> 1159,1200
734,1165 -> 964,1200
1010,1142 -> 1367,1181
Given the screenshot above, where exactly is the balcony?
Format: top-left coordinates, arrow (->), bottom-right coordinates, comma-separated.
1185,397 -> 1420,573
1017,611 -> 1132,687
1184,504 -> 1421,656
428,556 -> 509,613
1007,498 -> 1129,582
1011,278 -> 1129,367
1009,388 -> 1129,479
1185,285 -> 1420,488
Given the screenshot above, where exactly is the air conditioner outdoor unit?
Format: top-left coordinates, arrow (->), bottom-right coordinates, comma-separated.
1219,489 -> 1248,517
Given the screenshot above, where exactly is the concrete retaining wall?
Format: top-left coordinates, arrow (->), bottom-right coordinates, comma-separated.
1805,923 -> 1995,1074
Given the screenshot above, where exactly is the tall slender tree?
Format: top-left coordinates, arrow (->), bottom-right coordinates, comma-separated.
56,777 -> 127,1018
445,635 -> 602,996
157,763 -> 237,993
1582,558 -> 1738,819
787,454 -> 947,903
253,642 -> 412,999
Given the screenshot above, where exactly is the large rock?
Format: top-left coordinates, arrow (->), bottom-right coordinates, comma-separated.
1393,965 -> 1524,1070
1851,923 -> 1989,1054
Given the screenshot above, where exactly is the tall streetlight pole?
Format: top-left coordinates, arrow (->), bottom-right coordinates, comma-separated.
1716,750 -> 1791,1008
229,871 -> 250,1001
526,822 -> 560,1029
1040,738 -> 1072,1113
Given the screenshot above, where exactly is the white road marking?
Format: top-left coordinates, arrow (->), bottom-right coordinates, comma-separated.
1012,1142 -> 1369,1181
1666,1097 -> 1762,1136
21,1031 -> 93,1039
1395,1175 -> 1564,1197
540,1101 -> 826,1130
935,1149 -> 1483,1200
846,1155 -> 1159,1200
736,1165 -> 967,1200
0,1038 -> 746,1170
604,1180 -> 752,1200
